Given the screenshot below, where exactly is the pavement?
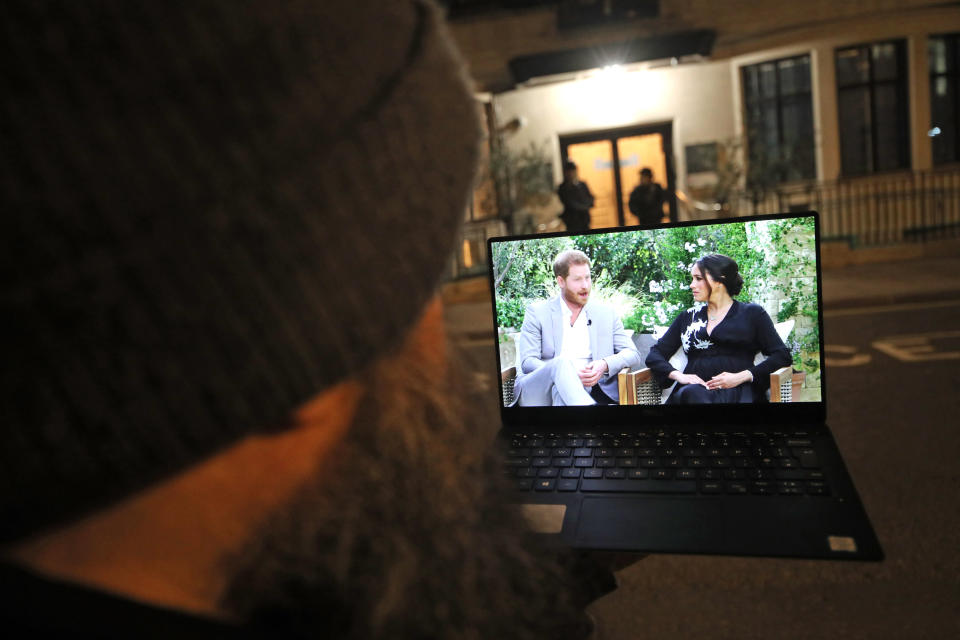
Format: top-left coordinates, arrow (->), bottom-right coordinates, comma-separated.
442,251 -> 960,340
440,247 -> 960,639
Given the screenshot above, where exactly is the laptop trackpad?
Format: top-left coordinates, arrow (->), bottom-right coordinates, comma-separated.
575,497 -> 723,550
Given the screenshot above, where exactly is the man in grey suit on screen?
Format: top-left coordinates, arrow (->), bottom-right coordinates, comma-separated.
514,250 -> 641,406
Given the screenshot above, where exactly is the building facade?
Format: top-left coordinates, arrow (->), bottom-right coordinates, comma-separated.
445,0 -> 960,278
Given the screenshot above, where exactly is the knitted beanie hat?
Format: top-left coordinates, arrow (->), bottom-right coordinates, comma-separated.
0,0 -> 480,541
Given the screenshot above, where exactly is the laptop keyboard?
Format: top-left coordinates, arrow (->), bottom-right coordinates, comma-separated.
503,430 -> 829,496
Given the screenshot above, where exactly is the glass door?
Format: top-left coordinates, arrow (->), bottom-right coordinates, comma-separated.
560,123 -> 675,229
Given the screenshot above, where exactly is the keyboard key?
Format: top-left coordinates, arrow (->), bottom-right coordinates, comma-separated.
516,479 -> 533,491
618,457 -> 637,468
806,481 -> 829,495
726,482 -> 748,494
552,457 -> 573,467
552,448 -> 572,457
676,469 -> 697,480
595,457 -> 615,468
796,448 -> 820,468
534,479 -> 556,491
561,468 -> 581,478
516,468 -> 537,478
504,457 -> 530,467
751,481 -> 776,495
627,469 -> 650,479
574,458 -> 594,467
531,457 -> 551,467
537,468 -> 558,478
583,469 -> 604,479
580,479 -> 697,493
701,481 -> 723,494
604,469 -> 626,479
653,469 -> 673,480
573,448 -> 593,457
557,478 -> 579,491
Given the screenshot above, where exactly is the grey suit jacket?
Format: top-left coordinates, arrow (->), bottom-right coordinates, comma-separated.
514,296 -> 641,404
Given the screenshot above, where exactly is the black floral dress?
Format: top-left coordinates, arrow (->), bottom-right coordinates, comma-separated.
645,301 -> 792,404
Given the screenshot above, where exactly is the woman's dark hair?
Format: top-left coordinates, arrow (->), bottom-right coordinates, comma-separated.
696,253 -> 744,297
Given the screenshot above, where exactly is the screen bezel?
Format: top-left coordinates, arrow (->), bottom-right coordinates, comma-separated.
486,211 -> 827,428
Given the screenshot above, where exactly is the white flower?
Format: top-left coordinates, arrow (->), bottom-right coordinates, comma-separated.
648,280 -> 663,293
684,241 -> 696,253
697,237 -> 707,246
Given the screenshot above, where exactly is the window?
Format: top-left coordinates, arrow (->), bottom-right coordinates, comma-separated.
835,40 -> 909,175
741,54 -> 816,185
929,34 -> 960,165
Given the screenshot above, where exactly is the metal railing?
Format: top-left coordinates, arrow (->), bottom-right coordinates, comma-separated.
447,167 -> 960,280
729,168 -> 960,246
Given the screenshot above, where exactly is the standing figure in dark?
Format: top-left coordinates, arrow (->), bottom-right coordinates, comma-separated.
628,167 -> 666,226
557,160 -> 594,233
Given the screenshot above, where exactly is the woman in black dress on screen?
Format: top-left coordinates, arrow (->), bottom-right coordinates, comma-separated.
645,254 -> 791,404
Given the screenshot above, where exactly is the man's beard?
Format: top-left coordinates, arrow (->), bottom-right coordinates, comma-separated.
563,286 -> 589,306
219,340 -> 589,639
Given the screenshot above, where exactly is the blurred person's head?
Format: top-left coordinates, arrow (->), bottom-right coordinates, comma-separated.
0,0 -> 581,637
554,249 -> 591,307
563,159 -> 579,182
640,167 -> 653,184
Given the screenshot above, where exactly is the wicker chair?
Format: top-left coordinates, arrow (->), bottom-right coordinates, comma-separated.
501,366 -> 518,406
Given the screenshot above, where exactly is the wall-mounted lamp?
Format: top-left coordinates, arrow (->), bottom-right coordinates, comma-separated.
497,115 -> 528,134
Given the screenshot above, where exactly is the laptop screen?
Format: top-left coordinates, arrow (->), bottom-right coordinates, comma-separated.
488,212 -> 825,426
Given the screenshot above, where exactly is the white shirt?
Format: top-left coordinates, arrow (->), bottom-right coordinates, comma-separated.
559,300 -> 592,370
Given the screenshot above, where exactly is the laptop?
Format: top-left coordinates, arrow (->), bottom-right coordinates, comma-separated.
486,211 -> 883,560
